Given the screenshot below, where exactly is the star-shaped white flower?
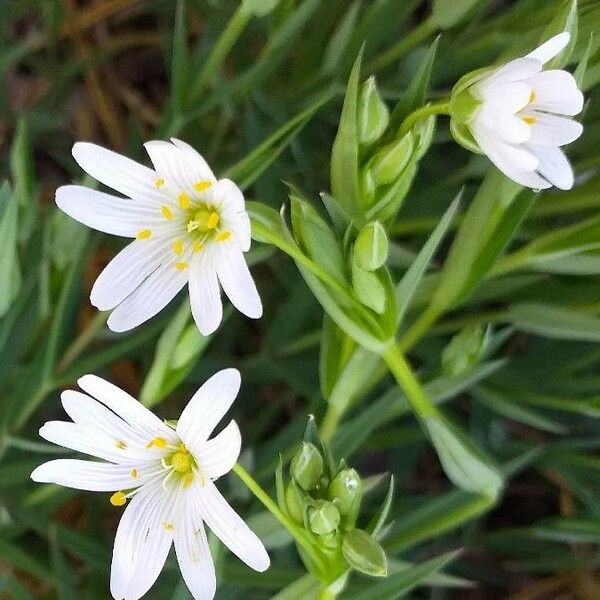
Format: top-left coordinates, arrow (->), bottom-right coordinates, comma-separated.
56,139 -> 262,335
465,32 -> 584,189
31,369 -> 269,600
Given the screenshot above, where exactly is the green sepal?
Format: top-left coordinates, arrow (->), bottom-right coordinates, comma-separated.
342,529 -> 387,577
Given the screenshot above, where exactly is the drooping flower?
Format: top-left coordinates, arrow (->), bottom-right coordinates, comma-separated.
56,139 -> 262,335
449,32 -> 584,190
31,369 -> 269,600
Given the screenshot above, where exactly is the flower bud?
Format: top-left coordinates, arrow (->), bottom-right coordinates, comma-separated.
442,324 -> 489,376
290,442 -> 323,491
370,132 -> 414,186
342,529 -> 387,577
329,468 -> 363,529
353,222 -> 388,272
307,500 -> 341,536
285,482 -> 304,523
358,76 -> 389,145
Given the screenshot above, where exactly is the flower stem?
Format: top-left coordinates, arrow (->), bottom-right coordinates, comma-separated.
382,342 -> 438,419
398,304 -> 441,351
232,463 -> 327,574
397,100 -> 450,138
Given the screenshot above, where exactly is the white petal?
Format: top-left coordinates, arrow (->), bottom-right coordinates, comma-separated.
527,112 -> 583,147
216,248 -> 262,320
55,186 -> 161,237
61,390 -> 154,457
529,144 -> 575,190
526,32 -> 570,65
107,261 -> 189,332
90,237 -> 173,311
477,81 -> 531,115
39,421 -> 137,464
471,122 -> 539,181
144,140 -> 216,194
195,421 -> 241,480
31,459 -> 145,491
189,254 -> 223,336
177,368 -> 241,454
484,57 -> 541,86
174,488 -> 216,600
77,374 -> 173,440
526,70 -> 584,116
218,179 -> 251,252
473,105 -> 531,144
72,143 -> 167,205
111,483 -> 176,600
216,179 -> 244,212
197,479 -> 270,572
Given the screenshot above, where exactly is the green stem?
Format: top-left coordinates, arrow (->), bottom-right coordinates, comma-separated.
232,463 -> 327,574
367,15 -> 438,72
398,304 -> 441,352
189,5 -> 251,102
382,342 -> 438,419
397,100 -> 450,138
55,312 -> 108,373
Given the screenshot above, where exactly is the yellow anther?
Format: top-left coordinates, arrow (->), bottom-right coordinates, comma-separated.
183,472 -> 194,488
529,90 -> 537,104
130,468 -> 138,479
193,242 -> 204,253
161,522 -> 175,531
194,180 -> 212,193
136,229 -> 152,240
110,491 -> 127,506
161,205 -> 173,221
146,437 -> 168,449
521,115 -> 536,125
216,230 -> 231,242
175,262 -> 188,270
179,192 -> 190,210
171,450 -> 193,474
207,212 -> 219,229
172,239 -> 184,255
155,178 -> 165,189
116,440 -> 127,449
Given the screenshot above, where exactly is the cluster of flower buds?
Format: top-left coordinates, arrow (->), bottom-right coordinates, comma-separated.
278,426 -> 389,584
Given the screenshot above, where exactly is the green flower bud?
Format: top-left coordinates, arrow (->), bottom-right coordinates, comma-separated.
307,500 -> 341,536
442,324 -> 489,376
285,483 -> 304,523
358,76 -> 389,145
329,468 -> 363,529
290,442 -> 324,491
354,222 -> 388,271
342,529 -> 387,577
351,260 -> 386,314
370,132 -> 414,186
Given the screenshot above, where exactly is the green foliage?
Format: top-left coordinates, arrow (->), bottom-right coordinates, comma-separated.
2,0 -> 600,599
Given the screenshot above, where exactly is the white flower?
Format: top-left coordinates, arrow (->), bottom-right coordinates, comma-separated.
466,32 -> 584,190
55,139 -> 262,335
31,369 -> 269,600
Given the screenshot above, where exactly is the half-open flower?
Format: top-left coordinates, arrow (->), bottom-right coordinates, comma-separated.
449,32 -> 584,190
56,139 -> 262,335
31,369 -> 269,600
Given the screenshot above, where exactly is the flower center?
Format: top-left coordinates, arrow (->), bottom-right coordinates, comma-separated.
186,207 -> 220,235
166,443 -> 198,487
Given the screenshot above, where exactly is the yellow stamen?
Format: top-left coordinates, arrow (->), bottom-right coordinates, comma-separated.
529,90 -> 536,104
179,192 -> 190,210
521,115 -> 536,125
115,440 -> 127,449
146,437 -> 168,449
161,205 -> 173,221
175,262 -> 188,270
216,230 -> 231,242
136,229 -> 152,240
193,242 -> 204,253
183,472 -> 194,488
110,491 -> 127,506
161,522 -> 175,531
172,239 -> 184,255
155,178 -> 165,189
207,212 -> 219,229
130,468 -> 138,479
194,180 -> 212,193
171,450 -> 193,473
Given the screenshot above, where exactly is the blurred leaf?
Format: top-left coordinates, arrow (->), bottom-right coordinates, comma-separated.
0,182 -> 20,316
432,0 -> 485,29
